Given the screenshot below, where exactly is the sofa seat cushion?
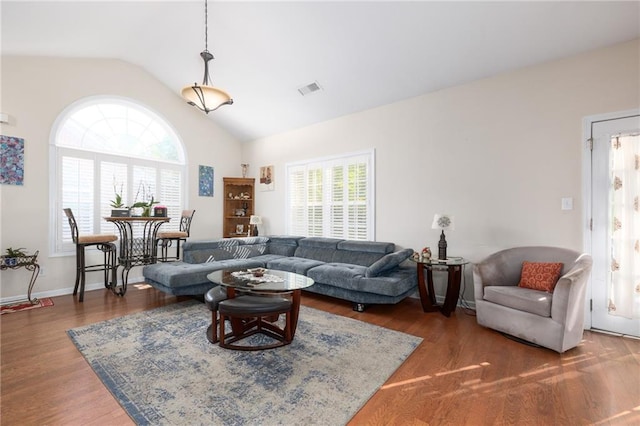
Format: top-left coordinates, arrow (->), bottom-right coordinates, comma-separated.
483,285 -> 552,317
266,257 -> 325,275
143,258 -> 264,290
307,263 -> 368,285
307,263 -> 415,297
248,254 -> 287,264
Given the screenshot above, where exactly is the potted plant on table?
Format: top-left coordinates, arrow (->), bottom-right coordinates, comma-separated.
3,247 -> 28,266
131,197 -> 159,217
131,182 -> 159,217
110,184 -> 130,217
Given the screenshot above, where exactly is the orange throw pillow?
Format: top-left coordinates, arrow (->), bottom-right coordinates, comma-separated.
518,262 -> 564,292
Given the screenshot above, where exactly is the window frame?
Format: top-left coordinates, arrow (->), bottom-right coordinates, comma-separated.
50,96 -> 187,256
285,149 -> 375,240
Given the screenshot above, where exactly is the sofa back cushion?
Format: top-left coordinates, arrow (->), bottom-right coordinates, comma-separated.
294,237 -> 343,263
266,235 -> 304,257
183,239 -> 239,263
233,236 -> 269,259
333,240 -> 395,266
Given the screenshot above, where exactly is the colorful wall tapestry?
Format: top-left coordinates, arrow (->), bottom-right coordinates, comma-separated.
0,135 -> 24,185
199,165 -> 214,197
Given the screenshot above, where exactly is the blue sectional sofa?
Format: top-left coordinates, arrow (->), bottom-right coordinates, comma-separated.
142,236 -> 417,311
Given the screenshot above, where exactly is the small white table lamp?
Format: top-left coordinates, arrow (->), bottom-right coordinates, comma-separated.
431,214 -> 455,260
249,215 -> 262,236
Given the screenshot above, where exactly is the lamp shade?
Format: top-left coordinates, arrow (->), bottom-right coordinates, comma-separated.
181,84 -> 233,114
249,215 -> 262,225
431,214 -> 455,231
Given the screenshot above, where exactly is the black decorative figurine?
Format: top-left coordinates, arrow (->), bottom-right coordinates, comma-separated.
438,230 -> 447,260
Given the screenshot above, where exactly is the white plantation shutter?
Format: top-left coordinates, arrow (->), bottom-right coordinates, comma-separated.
52,98 -> 186,255
132,166 -> 157,206
286,150 -> 374,240
308,168 -> 323,237
100,161 -> 128,234
160,169 -> 182,231
347,161 -> 368,240
288,166 -> 307,236
330,164 -> 344,237
59,156 -> 94,252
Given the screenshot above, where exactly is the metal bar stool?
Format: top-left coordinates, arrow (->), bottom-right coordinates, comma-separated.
156,209 -> 195,262
63,208 -> 118,302
218,295 -> 293,350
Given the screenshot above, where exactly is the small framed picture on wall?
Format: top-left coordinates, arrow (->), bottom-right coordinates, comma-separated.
259,165 -> 274,191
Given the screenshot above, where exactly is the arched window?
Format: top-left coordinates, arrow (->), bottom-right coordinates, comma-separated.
51,97 -> 187,254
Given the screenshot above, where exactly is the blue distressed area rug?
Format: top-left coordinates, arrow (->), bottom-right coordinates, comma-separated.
67,300 -> 422,425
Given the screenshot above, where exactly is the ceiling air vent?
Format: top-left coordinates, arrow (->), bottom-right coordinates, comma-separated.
298,81 -> 322,96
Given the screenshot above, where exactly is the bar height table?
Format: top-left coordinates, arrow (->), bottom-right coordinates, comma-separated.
104,216 -> 169,296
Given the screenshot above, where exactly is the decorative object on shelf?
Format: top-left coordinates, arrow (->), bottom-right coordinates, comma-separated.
236,224 -> 244,235
234,209 -> 245,217
199,165 -> 214,197
241,164 -> 249,178
181,0 -> 233,113
259,165 -> 274,191
432,214 -> 455,260
0,135 -> 24,186
154,205 -> 168,217
249,215 -> 262,236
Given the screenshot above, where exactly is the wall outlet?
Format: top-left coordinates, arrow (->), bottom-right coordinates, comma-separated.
39,266 -> 46,276
561,197 -> 573,210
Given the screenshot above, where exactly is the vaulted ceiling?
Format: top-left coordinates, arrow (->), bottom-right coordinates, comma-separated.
2,1 -> 639,142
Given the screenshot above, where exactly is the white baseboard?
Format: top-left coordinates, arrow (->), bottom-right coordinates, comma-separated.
0,277 -> 146,305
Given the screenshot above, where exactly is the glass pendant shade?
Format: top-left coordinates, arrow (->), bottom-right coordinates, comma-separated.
181,50 -> 233,113
181,83 -> 233,113
182,1 -> 232,113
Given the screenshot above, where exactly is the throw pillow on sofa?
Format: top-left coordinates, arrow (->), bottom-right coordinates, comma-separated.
365,248 -> 413,278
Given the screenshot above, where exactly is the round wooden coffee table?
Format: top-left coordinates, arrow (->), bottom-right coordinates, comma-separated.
207,268 -> 314,339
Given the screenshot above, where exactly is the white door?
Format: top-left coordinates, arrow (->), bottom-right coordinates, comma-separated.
589,113 -> 640,337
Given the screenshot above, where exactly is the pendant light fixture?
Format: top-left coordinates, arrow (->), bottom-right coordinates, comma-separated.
181,0 -> 233,113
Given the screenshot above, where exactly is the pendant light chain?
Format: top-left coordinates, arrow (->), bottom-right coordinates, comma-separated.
204,0 -> 208,52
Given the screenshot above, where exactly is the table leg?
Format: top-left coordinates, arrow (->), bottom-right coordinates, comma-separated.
441,265 -> 463,317
416,263 -> 439,312
26,263 -> 40,305
290,290 -> 301,338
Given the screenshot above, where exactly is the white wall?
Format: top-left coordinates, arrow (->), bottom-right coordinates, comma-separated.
0,56 -> 241,300
242,39 -> 640,299
2,39 -> 638,303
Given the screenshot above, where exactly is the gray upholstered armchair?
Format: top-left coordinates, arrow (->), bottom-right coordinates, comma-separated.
473,247 -> 593,353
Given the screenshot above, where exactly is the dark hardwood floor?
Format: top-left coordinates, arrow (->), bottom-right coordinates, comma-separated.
2,285 -> 639,425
